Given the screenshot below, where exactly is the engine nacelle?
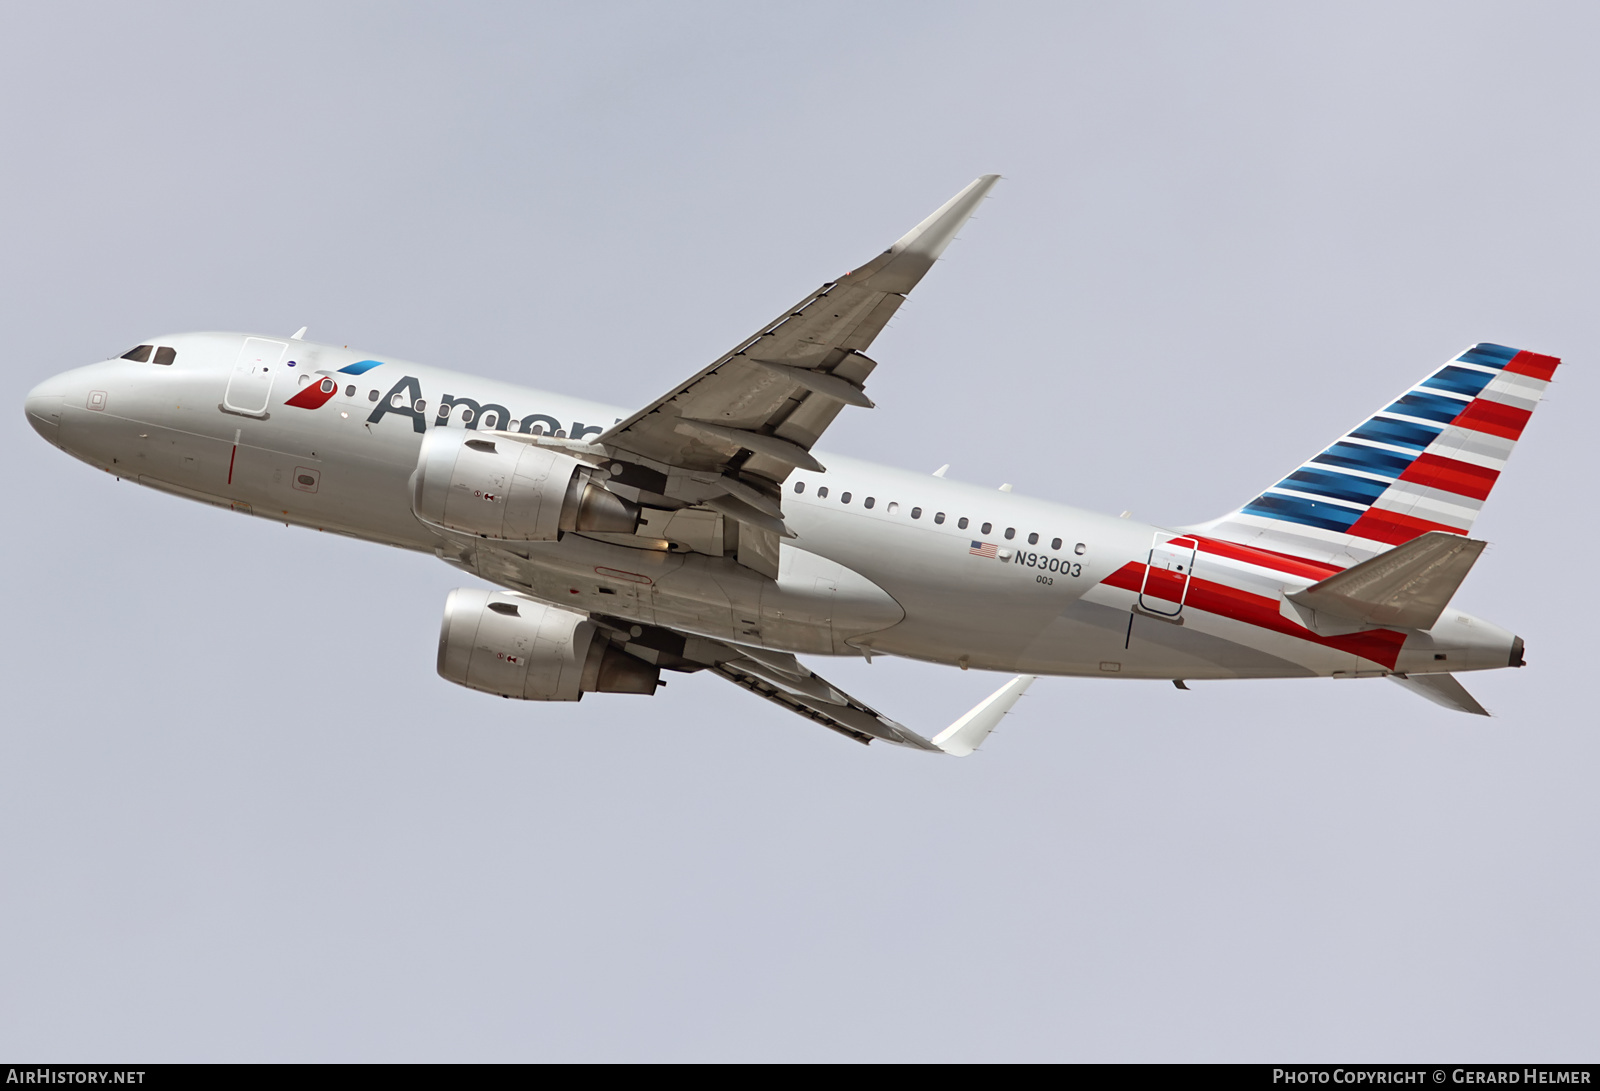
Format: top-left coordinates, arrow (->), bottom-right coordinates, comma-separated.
437,588 -> 660,700
412,431 -> 640,540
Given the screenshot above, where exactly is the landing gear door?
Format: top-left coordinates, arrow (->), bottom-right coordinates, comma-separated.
1139,535 -> 1199,617
223,338 -> 287,417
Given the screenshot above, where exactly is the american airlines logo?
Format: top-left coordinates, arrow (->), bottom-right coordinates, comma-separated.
286,362 -> 612,441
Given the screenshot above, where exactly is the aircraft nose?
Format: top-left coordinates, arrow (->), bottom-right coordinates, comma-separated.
24,373 -> 69,446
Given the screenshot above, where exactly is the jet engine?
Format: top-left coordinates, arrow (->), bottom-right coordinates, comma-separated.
412,431 -> 640,540
437,588 -> 660,700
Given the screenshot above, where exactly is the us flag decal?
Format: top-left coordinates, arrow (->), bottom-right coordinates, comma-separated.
969,540 -> 997,559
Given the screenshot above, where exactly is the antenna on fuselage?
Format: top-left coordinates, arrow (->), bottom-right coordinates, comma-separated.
290,327 -> 307,340
932,464 -> 949,477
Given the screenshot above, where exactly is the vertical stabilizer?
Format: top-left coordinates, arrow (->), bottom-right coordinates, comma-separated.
1195,343 -> 1560,565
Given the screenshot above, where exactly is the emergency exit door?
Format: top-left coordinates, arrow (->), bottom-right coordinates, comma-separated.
1138,535 -> 1199,617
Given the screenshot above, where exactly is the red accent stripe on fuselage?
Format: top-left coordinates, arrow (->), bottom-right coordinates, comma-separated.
285,382 -> 339,410
1102,561 -> 1407,670
1187,535 -> 1346,580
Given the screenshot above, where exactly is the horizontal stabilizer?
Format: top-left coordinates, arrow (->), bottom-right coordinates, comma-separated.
1287,531 -> 1485,630
932,675 -> 1035,756
1388,672 -> 1490,716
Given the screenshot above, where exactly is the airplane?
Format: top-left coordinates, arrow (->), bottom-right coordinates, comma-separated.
21,175 -> 1560,755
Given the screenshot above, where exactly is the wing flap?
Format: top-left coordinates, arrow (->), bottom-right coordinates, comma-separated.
713,658 -> 937,749
704,640 -> 1032,754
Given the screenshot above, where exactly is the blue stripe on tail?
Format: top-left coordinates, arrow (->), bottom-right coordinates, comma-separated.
1311,442 -> 1416,478
1348,417 -> 1442,450
1241,494 -> 1364,533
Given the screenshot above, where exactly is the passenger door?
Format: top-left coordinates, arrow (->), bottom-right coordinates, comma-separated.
222,338 -> 287,417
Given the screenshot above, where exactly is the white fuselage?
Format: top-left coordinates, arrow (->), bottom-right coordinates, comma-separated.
25,332 -> 1522,682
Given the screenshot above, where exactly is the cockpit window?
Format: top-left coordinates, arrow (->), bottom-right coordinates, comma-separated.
121,345 -> 153,362
152,346 -> 176,365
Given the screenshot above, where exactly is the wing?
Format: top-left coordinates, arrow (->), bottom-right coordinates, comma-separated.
683,638 -> 1032,754
593,176 -> 1000,573
712,644 -> 942,750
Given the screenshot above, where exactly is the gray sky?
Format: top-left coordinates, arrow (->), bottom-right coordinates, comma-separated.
3,1 -> 1596,1061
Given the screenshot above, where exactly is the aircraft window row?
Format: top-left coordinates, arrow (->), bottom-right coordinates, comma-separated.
344,383 -> 571,436
439,404 -> 505,428
121,345 -> 176,365
792,478 -> 1087,554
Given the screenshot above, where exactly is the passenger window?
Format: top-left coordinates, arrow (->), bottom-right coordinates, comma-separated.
121,345 -> 153,362
817,486 -> 829,498
369,390 -> 380,402
414,400 -> 427,413
934,512 -> 945,524
841,492 -> 852,504
794,481 -> 805,494
1051,538 -> 1062,550
390,393 -> 405,407
481,411 -> 498,429
911,507 -> 922,519
152,346 -> 176,366
864,497 -> 875,509
887,501 -> 899,514
981,522 -> 992,535
1028,532 -> 1039,545
345,385 -> 356,397
1004,527 -> 1015,540
1074,543 -> 1086,555
958,517 -> 968,530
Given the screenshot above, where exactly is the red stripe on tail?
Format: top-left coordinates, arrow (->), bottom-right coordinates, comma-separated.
1347,507 -> 1467,546
1398,453 -> 1500,501
1452,398 -> 1531,441
1504,351 -> 1560,382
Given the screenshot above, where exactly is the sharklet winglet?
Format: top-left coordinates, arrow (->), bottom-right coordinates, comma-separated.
932,675 -> 1035,757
